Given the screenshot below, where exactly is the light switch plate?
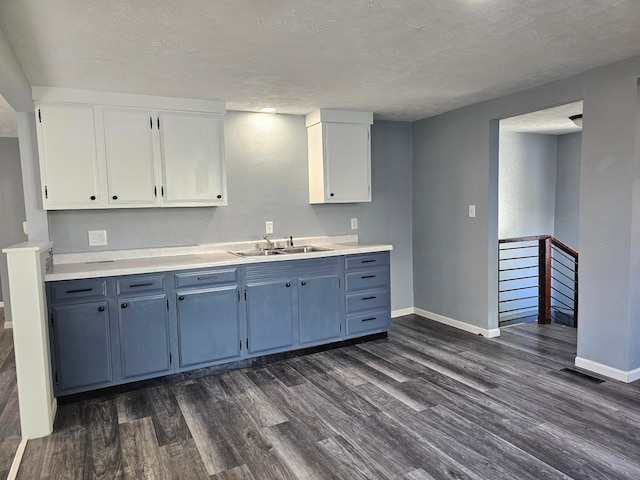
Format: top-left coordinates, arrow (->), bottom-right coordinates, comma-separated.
351,218 -> 358,230
469,205 -> 476,218
265,221 -> 274,234
88,230 -> 107,246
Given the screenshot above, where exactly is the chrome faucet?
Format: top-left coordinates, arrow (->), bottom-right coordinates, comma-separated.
263,235 -> 274,250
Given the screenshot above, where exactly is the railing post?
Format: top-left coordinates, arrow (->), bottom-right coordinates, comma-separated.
538,237 -> 551,324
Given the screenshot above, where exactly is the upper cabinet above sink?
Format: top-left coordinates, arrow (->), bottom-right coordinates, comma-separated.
33,87 -> 227,210
306,109 -> 373,204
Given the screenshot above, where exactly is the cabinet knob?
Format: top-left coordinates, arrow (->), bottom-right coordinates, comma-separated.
121,303 -> 128,308
217,194 -> 222,199
90,195 -> 96,201
301,281 -> 307,286
98,306 -> 105,312
330,193 -> 335,197
285,283 -> 291,288
178,296 -> 185,301
112,195 -> 118,200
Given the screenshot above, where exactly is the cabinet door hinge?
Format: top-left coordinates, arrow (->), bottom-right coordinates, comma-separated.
38,109 -> 42,123
166,299 -> 169,311
157,117 -> 160,129
246,338 -> 249,349
239,339 -> 242,351
237,290 -> 240,302
161,186 -> 164,197
150,116 -> 153,129
244,289 -> 247,301
338,278 -> 341,289
45,186 -> 48,199
154,186 -> 157,197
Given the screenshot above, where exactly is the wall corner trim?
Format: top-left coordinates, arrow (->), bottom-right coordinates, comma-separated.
414,307 -> 500,338
391,307 -> 415,318
575,356 -> 640,383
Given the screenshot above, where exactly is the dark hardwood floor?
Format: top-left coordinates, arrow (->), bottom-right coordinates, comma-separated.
15,314 -> 640,479
0,308 -> 21,479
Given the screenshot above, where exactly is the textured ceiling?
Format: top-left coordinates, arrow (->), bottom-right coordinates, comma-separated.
500,101 -> 583,135
0,95 -> 17,137
0,1 -> 640,121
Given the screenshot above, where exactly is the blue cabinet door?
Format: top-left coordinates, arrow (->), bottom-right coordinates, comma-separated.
176,286 -> 241,368
52,301 -> 113,393
118,294 -> 171,380
298,274 -> 341,345
246,279 -> 295,355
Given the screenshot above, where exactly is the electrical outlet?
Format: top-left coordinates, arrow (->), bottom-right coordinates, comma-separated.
469,205 -> 476,218
88,230 -> 107,246
351,217 -> 358,230
265,221 -> 274,234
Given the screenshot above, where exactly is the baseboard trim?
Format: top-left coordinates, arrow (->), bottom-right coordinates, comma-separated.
414,307 -> 500,338
4,321 -> 12,329
575,356 -> 640,383
7,438 -> 27,480
0,301 -> 4,308
391,307 -> 414,318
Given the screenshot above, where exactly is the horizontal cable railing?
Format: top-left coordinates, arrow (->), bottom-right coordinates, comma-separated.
498,235 -> 578,328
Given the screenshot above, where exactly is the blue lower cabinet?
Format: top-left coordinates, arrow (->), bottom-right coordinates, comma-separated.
246,279 -> 296,355
298,274 -> 341,345
176,286 -> 241,368
51,301 -> 113,394
118,294 -> 172,380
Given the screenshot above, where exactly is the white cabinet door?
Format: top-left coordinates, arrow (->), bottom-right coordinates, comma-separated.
36,103 -> 102,208
158,111 -> 226,206
324,122 -> 371,203
102,107 -> 158,206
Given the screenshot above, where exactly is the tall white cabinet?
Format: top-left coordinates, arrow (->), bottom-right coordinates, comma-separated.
306,109 -> 373,204
34,88 -> 227,210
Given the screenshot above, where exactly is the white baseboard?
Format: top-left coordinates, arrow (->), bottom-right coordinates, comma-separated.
3,322 -> 12,329
0,301 -> 4,308
7,438 -> 27,480
391,307 -> 415,318
414,307 -> 501,338
575,356 -> 640,383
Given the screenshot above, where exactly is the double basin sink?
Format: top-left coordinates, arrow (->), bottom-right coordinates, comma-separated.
230,246 -> 330,257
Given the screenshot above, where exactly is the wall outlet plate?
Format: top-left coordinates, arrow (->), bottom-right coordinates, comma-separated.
88,230 -> 107,246
265,221 -> 274,234
351,217 -> 358,230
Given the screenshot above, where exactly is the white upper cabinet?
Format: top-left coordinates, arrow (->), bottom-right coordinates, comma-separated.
32,88 -> 226,210
36,102 -> 103,208
159,111 -> 226,206
102,107 -> 158,206
306,109 -> 373,204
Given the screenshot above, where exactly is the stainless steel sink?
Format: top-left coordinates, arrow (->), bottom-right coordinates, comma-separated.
230,245 -> 330,257
230,249 -> 287,257
280,246 -> 330,254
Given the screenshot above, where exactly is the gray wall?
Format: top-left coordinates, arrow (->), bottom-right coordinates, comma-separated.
499,131 -> 558,239
47,113 -> 414,311
0,137 -> 27,314
554,132 -> 582,250
412,56 -> 640,374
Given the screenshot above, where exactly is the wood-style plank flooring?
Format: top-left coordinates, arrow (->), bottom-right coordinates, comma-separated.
16,314 -> 640,479
0,308 -> 21,479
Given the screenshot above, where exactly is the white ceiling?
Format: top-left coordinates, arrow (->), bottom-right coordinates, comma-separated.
0,1 -> 639,127
500,101 -> 583,135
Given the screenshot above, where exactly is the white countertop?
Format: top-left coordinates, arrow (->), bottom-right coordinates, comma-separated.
45,236 -> 392,281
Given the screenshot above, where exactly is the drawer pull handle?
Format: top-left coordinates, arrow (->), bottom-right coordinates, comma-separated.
129,282 -> 153,288
197,275 -> 219,281
66,288 -> 93,294
362,259 -> 376,263
362,296 -> 377,301
98,306 -> 105,312
121,303 -> 128,309
178,296 -> 185,301
362,317 -> 377,322
361,275 -> 376,279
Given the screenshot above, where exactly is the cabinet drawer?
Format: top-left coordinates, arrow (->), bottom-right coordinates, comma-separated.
117,274 -> 165,295
50,279 -> 107,302
345,252 -> 389,270
345,268 -> 389,292
346,289 -> 390,314
175,268 -> 237,289
346,310 -> 390,336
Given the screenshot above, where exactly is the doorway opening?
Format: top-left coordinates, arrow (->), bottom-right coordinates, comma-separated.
497,101 -> 582,328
